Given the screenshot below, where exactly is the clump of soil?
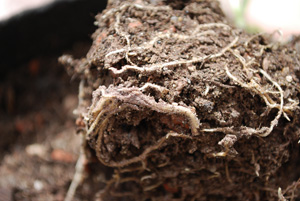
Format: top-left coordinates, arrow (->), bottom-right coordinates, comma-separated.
61,0 -> 300,200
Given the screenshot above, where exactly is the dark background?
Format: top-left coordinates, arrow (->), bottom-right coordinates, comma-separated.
0,0 -> 107,77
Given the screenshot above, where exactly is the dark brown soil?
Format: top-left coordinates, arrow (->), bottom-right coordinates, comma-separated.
0,43 -> 90,201
60,0 -> 300,200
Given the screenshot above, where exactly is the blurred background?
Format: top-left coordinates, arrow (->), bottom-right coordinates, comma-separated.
0,0 -> 107,75
1,0 -> 300,37
0,1 -> 107,199
220,0 -> 300,39
0,0 -> 54,20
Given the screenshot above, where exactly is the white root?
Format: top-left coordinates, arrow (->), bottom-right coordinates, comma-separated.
105,30 -> 216,58
84,86 -> 201,167
221,62 -> 297,137
192,22 -> 231,35
89,87 -> 200,137
109,36 -> 239,76
203,61 -> 298,138
139,83 -> 169,96
65,80 -> 89,201
64,133 -> 86,201
114,13 -> 135,66
99,131 -> 194,168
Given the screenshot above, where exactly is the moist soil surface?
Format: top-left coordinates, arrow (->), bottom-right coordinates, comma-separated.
0,43 -> 91,201
1,0 -> 300,201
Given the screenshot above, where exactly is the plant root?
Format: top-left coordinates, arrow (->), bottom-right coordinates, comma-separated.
61,1 -> 300,200
64,133 -> 86,201
109,36 -> 239,76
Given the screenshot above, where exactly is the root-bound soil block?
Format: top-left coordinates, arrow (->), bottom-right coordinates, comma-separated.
60,0 -> 300,200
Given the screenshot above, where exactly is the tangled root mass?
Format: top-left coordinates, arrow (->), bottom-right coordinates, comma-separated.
60,0 -> 300,200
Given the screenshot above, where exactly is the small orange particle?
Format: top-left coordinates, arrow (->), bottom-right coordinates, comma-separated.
163,25 -> 176,33
28,59 -> 40,76
15,118 -> 34,134
51,149 -> 75,163
34,112 -> 44,129
171,115 -> 189,129
96,31 -> 108,45
128,20 -> 143,29
75,117 -> 85,127
163,183 -> 179,193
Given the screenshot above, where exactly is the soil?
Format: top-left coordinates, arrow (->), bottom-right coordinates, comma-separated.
1,0 -> 300,201
61,0 -> 300,200
0,43 -> 90,201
